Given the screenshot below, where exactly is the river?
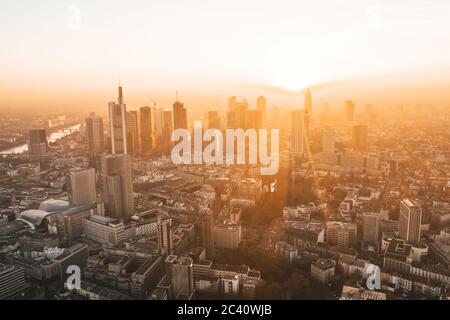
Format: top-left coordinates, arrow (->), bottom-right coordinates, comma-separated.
0,124 -> 81,155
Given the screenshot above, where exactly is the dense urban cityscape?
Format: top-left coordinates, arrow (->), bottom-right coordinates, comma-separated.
0,84 -> 449,301
1,1 -> 450,308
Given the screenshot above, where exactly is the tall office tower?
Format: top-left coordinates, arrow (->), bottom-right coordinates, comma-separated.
226,110 -> 236,129
173,100 -> 187,130
85,114 -> 104,154
236,99 -> 249,129
108,86 -> 128,154
139,106 -> 152,154
100,154 -> 133,220
322,128 -> 335,153
154,109 -> 164,150
291,109 -> 305,155
365,104 -> 373,114
362,212 -> 380,244
227,96 -> 237,129
27,128 -> 48,157
164,255 -> 195,300
228,96 -> 237,110
303,88 -> 312,136
345,100 -> 355,122
158,216 -> 173,256
126,111 -> 139,156
162,110 -> 173,153
399,199 -> 422,244
67,168 -> 97,206
248,109 -> 262,130
352,125 -> 368,151
256,96 -> 267,127
206,111 -> 220,130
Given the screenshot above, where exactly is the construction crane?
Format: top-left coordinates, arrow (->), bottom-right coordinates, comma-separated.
145,91 -> 158,112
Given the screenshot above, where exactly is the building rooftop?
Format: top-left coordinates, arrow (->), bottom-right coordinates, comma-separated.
312,259 -> 335,271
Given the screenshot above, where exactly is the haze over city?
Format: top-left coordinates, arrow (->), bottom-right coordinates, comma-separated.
2,0 -> 450,116
0,0 -> 450,305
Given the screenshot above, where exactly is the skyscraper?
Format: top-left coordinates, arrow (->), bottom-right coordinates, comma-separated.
291,110 -> 305,155
362,212 -> 380,244
164,255 -> 195,300
206,111 -> 220,130
27,128 -> 48,157
322,128 -> 335,153
100,154 -> 133,220
139,106 -> 152,155
227,96 -> 237,129
399,199 -> 422,244
173,100 -> 187,130
228,96 -> 237,110
68,168 -> 97,206
236,99 -> 249,129
108,86 -> 128,154
85,114 -> 104,154
248,109 -> 262,130
345,100 -> 355,122
352,125 -> 368,151
256,96 -> 267,127
126,110 -> 139,156
163,110 -> 173,153
304,89 -> 312,136
158,216 -> 173,256
154,109 -> 173,153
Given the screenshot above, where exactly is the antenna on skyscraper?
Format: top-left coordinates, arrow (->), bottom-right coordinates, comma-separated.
176,90 -> 179,101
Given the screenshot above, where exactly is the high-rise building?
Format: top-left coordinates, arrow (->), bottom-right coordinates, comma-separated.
235,100 -> 249,129
68,168 -> 97,206
352,125 -> 368,151
85,114 -> 104,154
228,96 -> 237,110
362,212 -> 380,244
126,110 -> 139,156
154,109 -> 173,153
399,199 -> 422,244
291,109 -> 305,155
140,106 -> 152,154
100,154 -> 133,220
108,86 -> 128,154
256,96 -> 267,127
158,216 -> 173,256
322,128 -> 335,153
173,100 -> 187,130
248,109 -> 262,130
345,100 -> 355,122
227,96 -> 237,129
165,255 -> 195,300
206,111 -> 220,130
27,128 -> 48,157
304,89 -> 312,137
226,110 -> 236,129
163,110 -> 173,153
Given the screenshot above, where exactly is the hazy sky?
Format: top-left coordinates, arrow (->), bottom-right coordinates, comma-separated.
1,0 -> 450,113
